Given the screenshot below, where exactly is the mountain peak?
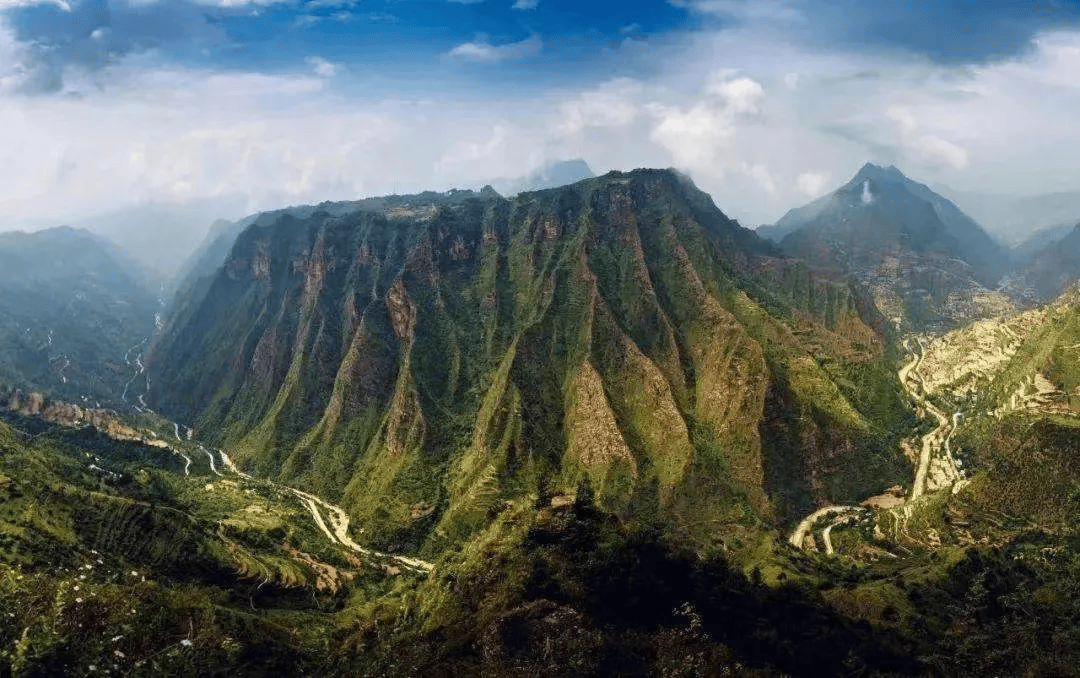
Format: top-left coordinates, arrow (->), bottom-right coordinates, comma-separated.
853,162 -> 907,185
769,162 -> 1010,323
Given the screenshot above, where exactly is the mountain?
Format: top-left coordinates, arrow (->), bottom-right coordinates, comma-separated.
147,168 -> 914,551
72,196 -> 249,283
1009,222 -> 1075,266
763,163 -> 1012,330
935,184 -> 1080,246
1022,222 -> 1080,299
15,170 -> 1080,676
0,226 -> 158,403
490,158 -> 595,195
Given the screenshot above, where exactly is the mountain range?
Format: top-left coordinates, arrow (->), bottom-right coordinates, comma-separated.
6,163 -> 1080,675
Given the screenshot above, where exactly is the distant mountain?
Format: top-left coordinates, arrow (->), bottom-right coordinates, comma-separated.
1023,223 -> 1080,299
935,185 -> 1080,246
490,159 -> 595,195
73,196 -> 249,283
763,163 -> 1012,330
1009,222 -> 1075,266
0,226 -> 157,402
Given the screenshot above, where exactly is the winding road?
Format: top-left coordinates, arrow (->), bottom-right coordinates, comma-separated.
789,505 -> 863,549
901,338 -> 960,501
790,336 -> 963,553
211,448 -> 433,573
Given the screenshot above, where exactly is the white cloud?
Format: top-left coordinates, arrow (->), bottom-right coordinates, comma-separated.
649,102 -> 736,166
4,6 -> 1080,233
448,35 -> 542,63
0,23 -> 34,95
436,125 -> 512,175
706,75 -> 764,113
796,171 -> 828,197
743,161 -> 777,193
306,56 -> 338,78
512,0 -> 538,8
886,106 -> 969,170
0,0 -> 70,9
556,78 -> 643,136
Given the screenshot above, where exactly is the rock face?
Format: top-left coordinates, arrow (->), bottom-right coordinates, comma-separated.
148,169 -> 914,550
0,389 -> 145,443
762,164 -> 1012,331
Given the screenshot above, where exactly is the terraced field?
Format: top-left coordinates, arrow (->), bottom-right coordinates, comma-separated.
792,291 -> 1080,557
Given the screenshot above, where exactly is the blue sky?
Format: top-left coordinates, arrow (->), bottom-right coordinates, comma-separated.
3,0 -> 1080,230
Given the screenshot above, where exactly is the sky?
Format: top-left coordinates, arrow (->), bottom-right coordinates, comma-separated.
2,0 -> 1080,233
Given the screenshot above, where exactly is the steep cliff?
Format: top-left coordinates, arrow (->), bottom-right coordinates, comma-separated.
148,169 -> 912,551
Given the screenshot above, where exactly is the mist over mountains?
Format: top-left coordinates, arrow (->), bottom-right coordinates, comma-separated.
0,226 -> 156,403
488,159 -> 596,196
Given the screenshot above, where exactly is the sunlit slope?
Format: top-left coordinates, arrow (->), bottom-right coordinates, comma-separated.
874,289 -> 1080,535
148,169 -> 913,552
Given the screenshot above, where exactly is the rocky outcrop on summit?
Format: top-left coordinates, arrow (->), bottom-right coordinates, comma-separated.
148,169 -> 912,550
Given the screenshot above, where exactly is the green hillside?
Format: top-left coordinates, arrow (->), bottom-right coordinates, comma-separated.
147,169 -> 912,555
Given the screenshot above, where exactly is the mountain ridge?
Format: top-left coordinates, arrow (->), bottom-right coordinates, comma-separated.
0,226 -> 157,403
146,167 -> 912,552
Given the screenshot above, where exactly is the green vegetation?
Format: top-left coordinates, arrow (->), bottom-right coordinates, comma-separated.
19,168 -> 1080,675
145,169 -> 913,558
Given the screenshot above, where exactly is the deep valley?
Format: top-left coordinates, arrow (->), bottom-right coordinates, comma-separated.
4,166 -> 1080,676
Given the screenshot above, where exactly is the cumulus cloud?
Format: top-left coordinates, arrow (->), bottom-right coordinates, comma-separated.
555,78 -> 643,136
448,34 -> 542,63
0,63 -> 552,225
4,0 -> 1080,232
796,171 -> 829,197
649,102 -> 736,166
645,73 -> 767,182
886,106 -> 969,170
706,75 -> 764,113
